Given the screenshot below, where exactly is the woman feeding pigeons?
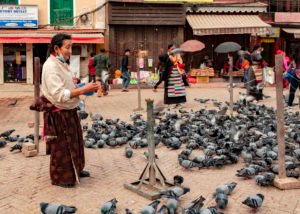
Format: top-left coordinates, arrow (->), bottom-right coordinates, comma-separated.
32,33 -> 99,188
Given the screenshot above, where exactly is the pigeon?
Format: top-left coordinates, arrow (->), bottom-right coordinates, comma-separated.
100,198 -> 118,214
199,207 -> 222,214
125,208 -> 133,214
78,111 -> 89,120
242,193 -> 264,209
173,175 -> 184,185
215,193 -> 228,209
40,202 -> 77,214
141,200 -> 160,214
179,159 -> 201,169
166,197 -> 179,214
8,99 -> 18,107
0,141 -> 7,148
125,147 -> 133,158
96,140 -> 105,148
10,143 -> 23,152
160,186 -> 190,198
82,123 -> 89,131
182,196 -> 206,214
255,172 -> 275,186
0,129 -> 15,138
157,205 -> 168,214
236,167 -> 256,178
214,182 -> 237,196
90,113 -> 103,121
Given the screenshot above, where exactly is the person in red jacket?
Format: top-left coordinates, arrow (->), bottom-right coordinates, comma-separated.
88,52 -> 96,82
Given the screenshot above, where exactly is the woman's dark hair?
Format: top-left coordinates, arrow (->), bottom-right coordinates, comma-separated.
167,44 -> 174,50
49,33 -> 72,54
124,49 -> 130,53
90,52 -> 96,57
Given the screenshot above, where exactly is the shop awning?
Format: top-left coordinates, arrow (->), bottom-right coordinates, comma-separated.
186,14 -> 271,36
0,30 -> 104,44
282,28 -> 300,39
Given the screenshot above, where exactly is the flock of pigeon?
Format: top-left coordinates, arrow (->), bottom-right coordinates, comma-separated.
1,95 -> 300,213
39,180 -> 264,214
0,129 -> 40,152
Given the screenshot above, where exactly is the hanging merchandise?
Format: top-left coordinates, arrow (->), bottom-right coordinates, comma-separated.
16,51 -> 21,65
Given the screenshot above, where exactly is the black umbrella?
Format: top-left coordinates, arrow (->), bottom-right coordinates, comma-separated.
214,42 -> 241,54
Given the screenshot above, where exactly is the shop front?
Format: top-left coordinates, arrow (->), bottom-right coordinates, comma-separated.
0,29 -> 105,84
108,1 -> 185,74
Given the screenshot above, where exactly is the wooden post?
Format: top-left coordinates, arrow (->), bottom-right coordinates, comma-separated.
228,55 -> 233,116
146,99 -> 155,185
134,58 -> 144,112
273,55 -> 300,190
275,54 -> 286,179
34,57 -> 40,153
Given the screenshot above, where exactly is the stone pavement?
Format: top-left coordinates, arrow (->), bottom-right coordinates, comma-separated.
0,84 -> 300,214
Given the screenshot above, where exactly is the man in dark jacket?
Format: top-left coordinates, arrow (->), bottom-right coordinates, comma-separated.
92,49 -> 111,96
121,49 -> 131,92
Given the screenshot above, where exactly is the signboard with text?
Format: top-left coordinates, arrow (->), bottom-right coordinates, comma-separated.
0,5 -> 38,28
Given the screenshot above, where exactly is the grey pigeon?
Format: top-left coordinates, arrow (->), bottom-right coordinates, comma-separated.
125,147 -> 133,158
166,197 -> 179,214
40,202 -> 77,214
100,198 -> 118,214
214,182 -> 237,195
141,200 -> 160,214
0,129 -> 15,138
215,193 -> 228,209
0,141 -> 6,148
160,186 -> 190,198
242,193 -> 264,209
182,196 -> 205,214
173,175 -> 184,185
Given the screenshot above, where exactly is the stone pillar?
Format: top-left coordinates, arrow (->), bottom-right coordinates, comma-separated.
26,43 -> 33,84
0,43 -> 3,84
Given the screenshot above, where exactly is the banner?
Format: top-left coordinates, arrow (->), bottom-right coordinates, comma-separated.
0,5 -> 38,28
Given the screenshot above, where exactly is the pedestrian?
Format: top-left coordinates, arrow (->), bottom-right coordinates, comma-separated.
88,52 -> 96,82
33,33 -> 99,188
92,48 -> 111,97
246,54 -> 263,101
121,49 -> 131,92
241,53 -> 250,87
276,50 -> 290,89
162,47 -> 187,105
288,53 -> 300,107
153,45 -> 175,91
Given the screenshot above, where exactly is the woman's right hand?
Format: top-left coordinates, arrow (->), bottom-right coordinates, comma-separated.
83,81 -> 100,93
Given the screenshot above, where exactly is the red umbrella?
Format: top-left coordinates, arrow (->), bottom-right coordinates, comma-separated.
180,40 -> 205,52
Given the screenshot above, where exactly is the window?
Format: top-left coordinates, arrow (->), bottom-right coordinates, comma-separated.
50,0 -> 73,26
0,0 -> 18,4
270,0 -> 300,12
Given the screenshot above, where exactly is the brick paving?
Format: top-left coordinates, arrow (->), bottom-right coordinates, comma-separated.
0,83 -> 299,214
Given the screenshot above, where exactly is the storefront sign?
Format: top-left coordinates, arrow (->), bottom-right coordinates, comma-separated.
0,5 -> 38,28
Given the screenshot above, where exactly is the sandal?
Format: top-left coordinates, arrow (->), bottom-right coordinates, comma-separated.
51,182 -> 76,188
79,170 -> 90,178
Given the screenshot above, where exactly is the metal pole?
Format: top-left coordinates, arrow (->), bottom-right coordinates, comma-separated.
34,57 -> 40,153
275,54 -> 286,179
228,55 -> 233,116
146,99 -> 155,185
